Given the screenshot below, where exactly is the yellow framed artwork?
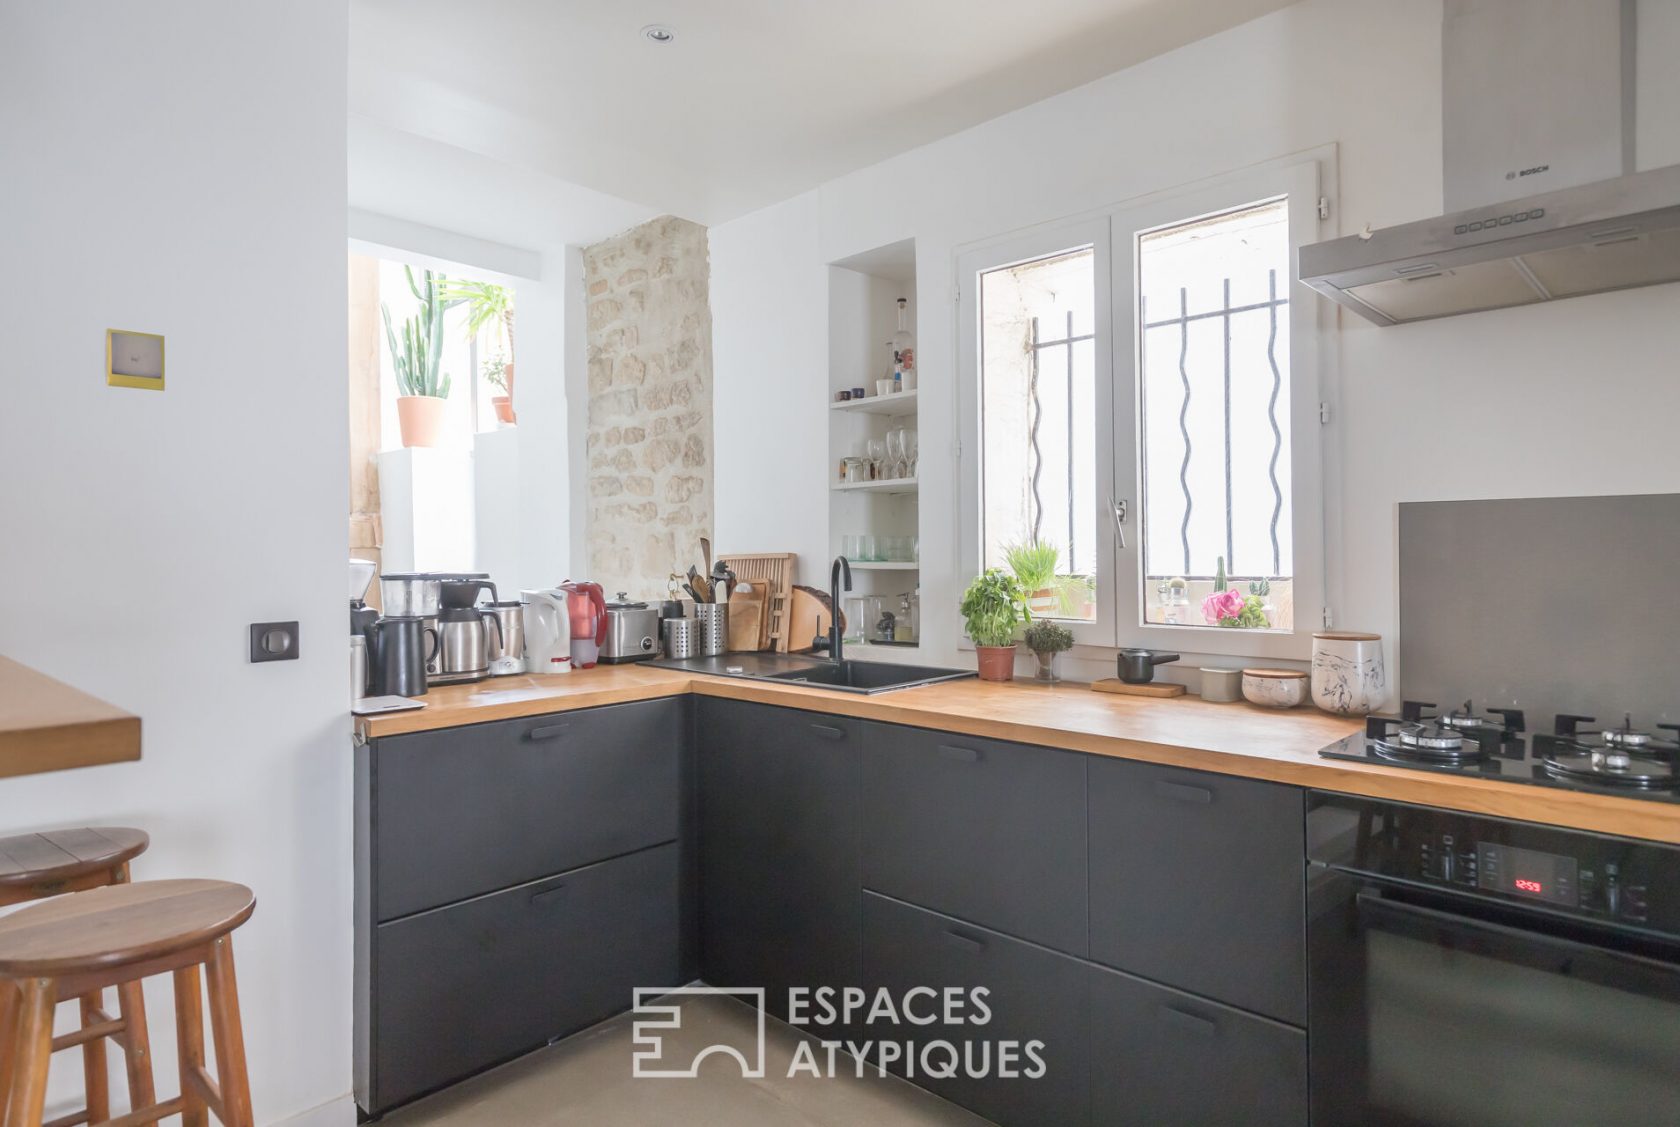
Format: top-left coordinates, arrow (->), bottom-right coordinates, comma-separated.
107,329 -> 165,390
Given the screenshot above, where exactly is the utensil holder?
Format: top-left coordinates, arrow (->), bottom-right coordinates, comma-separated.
662,617 -> 699,659
693,603 -> 728,656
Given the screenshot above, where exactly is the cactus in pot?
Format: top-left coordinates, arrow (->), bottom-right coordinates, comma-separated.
382,267 -> 453,447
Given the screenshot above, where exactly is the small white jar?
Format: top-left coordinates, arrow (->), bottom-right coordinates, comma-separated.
1310,632 -> 1386,715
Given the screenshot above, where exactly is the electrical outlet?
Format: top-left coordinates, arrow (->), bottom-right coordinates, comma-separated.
249,621 -> 299,662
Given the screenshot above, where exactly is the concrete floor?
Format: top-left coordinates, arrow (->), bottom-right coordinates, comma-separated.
383,993 -> 994,1127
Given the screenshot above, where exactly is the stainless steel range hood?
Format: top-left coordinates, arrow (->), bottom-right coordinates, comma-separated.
1299,0 -> 1680,326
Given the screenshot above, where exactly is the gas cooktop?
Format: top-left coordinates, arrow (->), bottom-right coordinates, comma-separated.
1319,700 -> 1680,804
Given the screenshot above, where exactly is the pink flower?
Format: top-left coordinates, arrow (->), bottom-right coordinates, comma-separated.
1202,589 -> 1247,625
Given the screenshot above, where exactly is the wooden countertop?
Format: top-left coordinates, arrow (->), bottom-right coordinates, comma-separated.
0,657 -> 141,780
355,665 -> 1680,845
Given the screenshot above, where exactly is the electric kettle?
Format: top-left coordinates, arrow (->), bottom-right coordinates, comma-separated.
521,589 -> 572,675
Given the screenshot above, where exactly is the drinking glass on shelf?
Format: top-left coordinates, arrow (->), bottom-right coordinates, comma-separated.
860,535 -> 878,562
885,429 -> 907,480
842,535 -> 861,560
905,428 -> 919,478
866,438 -> 886,480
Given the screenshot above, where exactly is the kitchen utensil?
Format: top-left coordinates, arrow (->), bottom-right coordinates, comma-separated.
727,582 -> 768,652
1199,667 -> 1244,703
1242,668 -> 1308,708
718,552 -> 796,653
433,605 -> 500,685
1092,678 -> 1188,698
350,635 -> 368,702
602,593 -> 661,663
379,572 -> 441,618
520,589 -> 571,674
687,566 -> 710,603
693,602 -> 728,656
701,537 -> 712,578
710,562 -> 735,604
1117,648 -> 1180,684
662,616 -> 699,659
1310,631 -> 1386,714
486,602 -> 525,675
559,581 -> 607,667
367,616 -> 438,698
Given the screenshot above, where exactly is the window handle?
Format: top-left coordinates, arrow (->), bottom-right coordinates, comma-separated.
1110,497 -> 1129,550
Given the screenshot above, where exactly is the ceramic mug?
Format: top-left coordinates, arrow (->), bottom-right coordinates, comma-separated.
1310,631 -> 1386,715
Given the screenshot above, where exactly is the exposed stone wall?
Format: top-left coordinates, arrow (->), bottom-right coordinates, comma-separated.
583,216 -> 714,600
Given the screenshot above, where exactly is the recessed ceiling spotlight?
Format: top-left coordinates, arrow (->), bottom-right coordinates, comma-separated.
641,24 -> 675,44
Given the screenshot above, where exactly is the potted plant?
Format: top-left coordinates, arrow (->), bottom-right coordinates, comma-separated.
439,278 -> 516,424
1004,540 -> 1061,618
960,568 -> 1029,682
1024,620 -> 1073,683
482,350 -> 515,424
382,267 -> 453,447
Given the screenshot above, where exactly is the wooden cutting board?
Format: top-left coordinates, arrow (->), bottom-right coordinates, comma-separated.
728,582 -> 769,652
787,585 -> 835,654
1092,678 -> 1187,698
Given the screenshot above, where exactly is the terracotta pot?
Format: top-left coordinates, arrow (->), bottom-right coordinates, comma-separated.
975,644 -> 1018,682
396,395 -> 447,448
492,395 -> 517,425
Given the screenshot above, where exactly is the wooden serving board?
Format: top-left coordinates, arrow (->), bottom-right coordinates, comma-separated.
1092,678 -> 1187,698
728,582 -> 769,652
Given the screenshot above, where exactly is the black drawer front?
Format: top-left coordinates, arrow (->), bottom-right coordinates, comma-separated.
1088,759 -> 1305,1024
697,698 -> 860,1019
862,892 -> 1089,1127
861,723 -> 1087,955
1090,963 -> 1306,1127
371,843 -> 680,1112
374,698 -> 682,920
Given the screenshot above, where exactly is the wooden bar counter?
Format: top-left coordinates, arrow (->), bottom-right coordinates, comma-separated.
355,664 -> 1680,845
0,657 -> 141,780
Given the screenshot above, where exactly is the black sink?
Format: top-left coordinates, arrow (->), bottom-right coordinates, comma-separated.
647,653 -> 974,694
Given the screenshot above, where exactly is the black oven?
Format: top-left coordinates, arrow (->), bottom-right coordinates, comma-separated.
1307,793 -> 1680,1127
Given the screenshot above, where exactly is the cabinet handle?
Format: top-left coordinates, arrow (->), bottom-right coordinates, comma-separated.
810,723 -> 846,740
530,883 -> 566,905
938,744 -> 981,763
1153,780 -> 1213,804
943,928 -> 986,953
1158,1005 -> 1217,1036
526,724 -> 570,742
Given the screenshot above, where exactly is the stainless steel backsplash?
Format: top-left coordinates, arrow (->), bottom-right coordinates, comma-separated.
1399,493 -> 1679,727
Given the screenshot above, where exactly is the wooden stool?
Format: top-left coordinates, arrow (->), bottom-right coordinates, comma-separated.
0,828 -> 152,1125
0,879 -> 256,1127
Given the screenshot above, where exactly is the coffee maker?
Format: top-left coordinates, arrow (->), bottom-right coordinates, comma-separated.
433,577 -> 500,685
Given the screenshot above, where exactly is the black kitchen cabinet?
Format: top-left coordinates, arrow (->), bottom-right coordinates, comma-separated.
369,844 -> 681,1112
1088,960 -> 1307,1127
355,697 -> 688,1115
696,697 -> 861,1020
862,892 -> 1090,1127
372,699 -> 683,920
861,722 -> 1088,955
1087,758 -> 1306,1024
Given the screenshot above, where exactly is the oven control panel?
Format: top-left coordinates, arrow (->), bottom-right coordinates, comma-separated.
1309,792 -> 1679,937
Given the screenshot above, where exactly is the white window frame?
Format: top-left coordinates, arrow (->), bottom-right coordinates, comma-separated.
957,154 -> 1331,661
957,217 -> 1119,649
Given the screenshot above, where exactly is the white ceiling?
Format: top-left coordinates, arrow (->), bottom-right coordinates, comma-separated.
349,0 -> 1295,228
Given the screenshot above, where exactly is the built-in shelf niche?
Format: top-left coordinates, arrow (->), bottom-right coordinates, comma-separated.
828,237 -> 920,650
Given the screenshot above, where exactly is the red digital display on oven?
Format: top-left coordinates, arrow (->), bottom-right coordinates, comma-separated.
1513,878 -> 1543,893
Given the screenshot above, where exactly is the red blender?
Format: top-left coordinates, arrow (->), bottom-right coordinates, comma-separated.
560,581 -> 607,668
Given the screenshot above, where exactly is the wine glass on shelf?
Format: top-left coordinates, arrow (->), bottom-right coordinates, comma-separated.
885,428 -> 906,481
905,428 -> 919,479
866,438 -> 886,480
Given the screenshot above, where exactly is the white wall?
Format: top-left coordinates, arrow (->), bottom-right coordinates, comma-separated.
0,2 -> 352,1124
711,0 -> 1680,688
